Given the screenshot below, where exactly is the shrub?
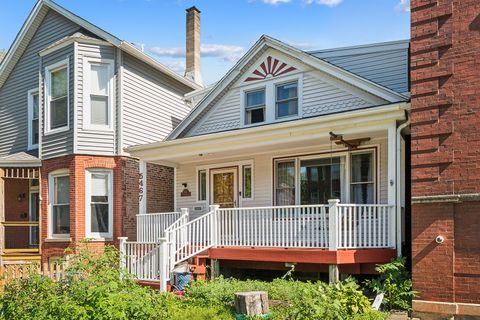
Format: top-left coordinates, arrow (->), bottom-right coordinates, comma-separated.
365,257 -> 416,311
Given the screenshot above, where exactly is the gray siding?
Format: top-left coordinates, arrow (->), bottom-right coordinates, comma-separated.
122,53 -> 191,149
0,9 -> 79,157
193,89 -> 240,135
312,47 -> 409,95
184,70 -> 378,138
40,44 -> 75,159
302,71 -> 373,117
76,43 -> 117,155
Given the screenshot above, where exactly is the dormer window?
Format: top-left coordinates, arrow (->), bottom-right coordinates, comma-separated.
241,74 -> 302,128
276,81 -> 298,119
245,89 -> 265,125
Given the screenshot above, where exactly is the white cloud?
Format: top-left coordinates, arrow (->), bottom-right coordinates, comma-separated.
258,0 -> 291,4
304,0 -> 342,7
396,0 -> 410,12
150,44 -> 245,62
164,60 -> 186,74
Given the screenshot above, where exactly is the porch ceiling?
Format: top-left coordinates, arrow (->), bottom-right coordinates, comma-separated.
128,102 -> 409,166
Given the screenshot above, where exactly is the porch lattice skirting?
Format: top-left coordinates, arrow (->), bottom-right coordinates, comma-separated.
120,200 -> 396,292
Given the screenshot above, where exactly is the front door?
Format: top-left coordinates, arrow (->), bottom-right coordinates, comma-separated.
211,168 -> 237,208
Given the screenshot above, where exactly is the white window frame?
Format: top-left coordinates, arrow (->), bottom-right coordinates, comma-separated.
48,169 -> 70,240
349,150 -> 377,204
197,169 -> 207,202
275,80 -> 299,120
242,165 -> 253,199
82,57 -> 115,131
240,73 -> 303,128
85,169 -> 113,239
244,87 -> 266,126
44,59 -> 70,135
27,88 -> 39,150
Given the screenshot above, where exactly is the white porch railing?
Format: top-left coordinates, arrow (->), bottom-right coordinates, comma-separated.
136,212 -> 183,242
121,201 -> 396,291
119,239 -> 163,281
217,205 -> 329,248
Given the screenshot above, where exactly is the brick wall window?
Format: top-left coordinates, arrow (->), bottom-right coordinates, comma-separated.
85,169 -> 113,239
48,169 -> 70,239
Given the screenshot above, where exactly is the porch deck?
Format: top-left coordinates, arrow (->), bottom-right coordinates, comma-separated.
123,201 -> 397,290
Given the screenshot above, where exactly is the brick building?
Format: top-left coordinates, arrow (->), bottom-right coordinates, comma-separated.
411,0 -> 480,317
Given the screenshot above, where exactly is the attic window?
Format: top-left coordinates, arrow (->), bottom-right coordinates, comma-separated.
245,89 -> 265,125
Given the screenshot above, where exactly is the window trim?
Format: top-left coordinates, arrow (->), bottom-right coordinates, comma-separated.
349,150 -> 376,204
240,73 -> 302,128
82,57 -> 115,131
48,169 -> 70,240
85,169 -> 114,239
44,59 -> 70,135
27,88 -> 39,150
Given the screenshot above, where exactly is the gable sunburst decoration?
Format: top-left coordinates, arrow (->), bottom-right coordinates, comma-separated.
244,56 -> 296,82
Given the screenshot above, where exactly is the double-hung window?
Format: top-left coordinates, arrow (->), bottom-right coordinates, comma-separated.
45,60 -> 69,133
276,81 -> 298,119
49,170 -> 70,239
86,170 -> 113,238
84,59 -> 114,130
27,89 -> 39,149
350,152 -> 375,204
245,89 -> 265,125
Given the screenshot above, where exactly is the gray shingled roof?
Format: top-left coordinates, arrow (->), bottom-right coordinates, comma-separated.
0,152 -> 41,167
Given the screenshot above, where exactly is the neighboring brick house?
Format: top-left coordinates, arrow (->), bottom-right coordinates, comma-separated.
411,0 -> 480,318
0,0 -> 201,264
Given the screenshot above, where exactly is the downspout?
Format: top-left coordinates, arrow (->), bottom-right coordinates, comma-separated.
396,112 -> 410,257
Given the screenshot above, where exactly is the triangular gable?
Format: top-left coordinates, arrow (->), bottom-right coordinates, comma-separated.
0,0 -> 199,90
169,35 -> 409,140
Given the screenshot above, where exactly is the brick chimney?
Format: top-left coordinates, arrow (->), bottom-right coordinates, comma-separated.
185,6 -> 202,86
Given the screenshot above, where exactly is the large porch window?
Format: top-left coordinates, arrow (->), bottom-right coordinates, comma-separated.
274,150 -> 375,205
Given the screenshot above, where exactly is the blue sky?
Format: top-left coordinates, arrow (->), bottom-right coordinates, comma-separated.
0,0 -> 410,85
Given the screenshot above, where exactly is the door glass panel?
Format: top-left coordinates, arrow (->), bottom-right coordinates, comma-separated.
213,172 -> 235,208
300,157 -> 342,204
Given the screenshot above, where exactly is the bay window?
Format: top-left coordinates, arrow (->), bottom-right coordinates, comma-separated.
45,60 -> 69,133
49,170 -> 70,238
86,170 -> 113,238
84,58 -> 114,129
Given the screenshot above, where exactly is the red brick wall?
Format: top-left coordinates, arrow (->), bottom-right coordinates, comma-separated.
41,155 -> 126,262
146,163 -> 174,213
411,0 -> 480,312
39,155 -> 175,262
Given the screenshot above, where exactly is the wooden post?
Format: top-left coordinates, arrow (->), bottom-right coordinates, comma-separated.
209,204 -> 220,246
118,237 -> 127,275
210,259 -> 220,279
158,237 -> 168,293
328,199 -> 340,250
329,264 -> 339,283
235,291 -> 269,316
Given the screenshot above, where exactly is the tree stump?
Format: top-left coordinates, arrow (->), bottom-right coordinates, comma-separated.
234,291 -> 269,316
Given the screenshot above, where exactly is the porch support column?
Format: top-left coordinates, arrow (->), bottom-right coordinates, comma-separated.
139,161 -> 147,215
387,123 -> 398,252
328,264 -> 339,283
210,259 -> 220,279
387,122 -> 397,206
0,168 -> 4,265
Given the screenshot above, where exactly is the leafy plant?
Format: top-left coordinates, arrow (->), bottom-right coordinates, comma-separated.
365,257 -> 416,311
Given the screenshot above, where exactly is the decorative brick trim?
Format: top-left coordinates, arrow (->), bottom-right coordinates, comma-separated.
413,300 -> 480,317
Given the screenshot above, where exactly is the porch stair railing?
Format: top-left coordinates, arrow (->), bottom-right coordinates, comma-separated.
136,212 -> 183,242
120,201 -> 396,292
